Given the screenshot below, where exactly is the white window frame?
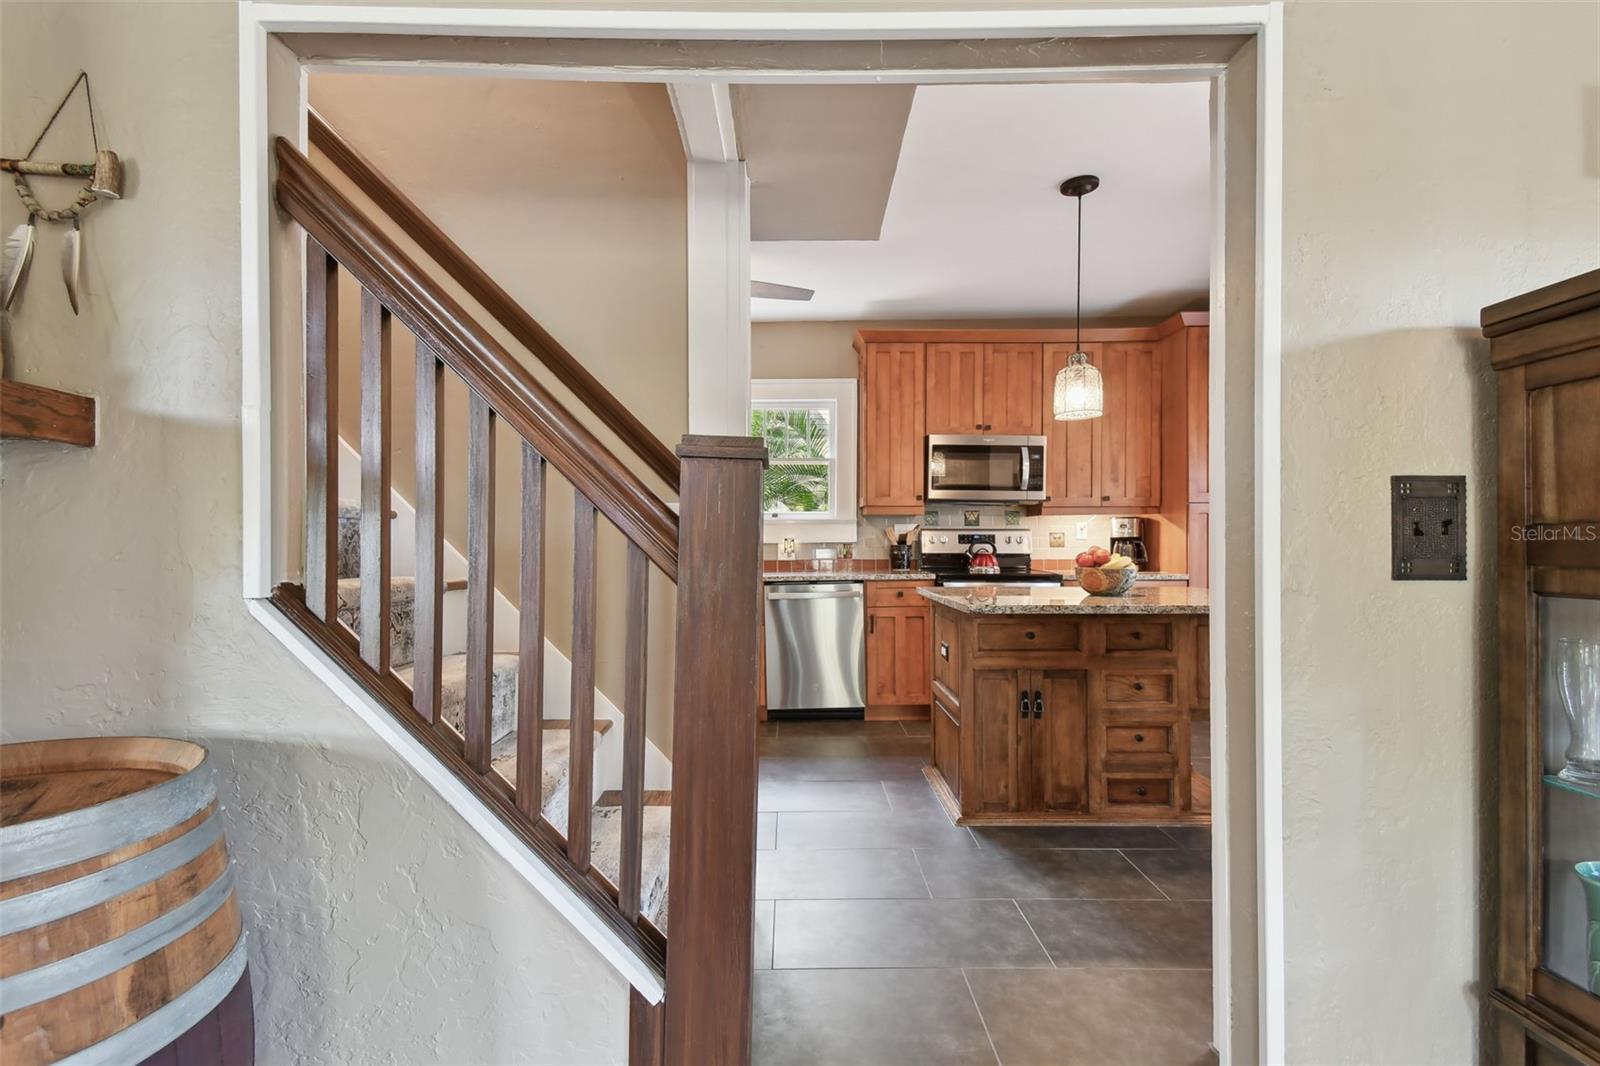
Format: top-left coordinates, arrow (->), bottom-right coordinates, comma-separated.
750,378 -> 857,544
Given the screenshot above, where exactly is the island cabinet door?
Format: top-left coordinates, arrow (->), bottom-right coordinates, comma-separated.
1028,668 -> 1090,812
967,669 -> 1028,813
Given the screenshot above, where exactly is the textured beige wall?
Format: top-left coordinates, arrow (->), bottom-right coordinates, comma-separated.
309,73 -> 687,757
1279,2 -> 1599,1061
0,4 -> 628,1062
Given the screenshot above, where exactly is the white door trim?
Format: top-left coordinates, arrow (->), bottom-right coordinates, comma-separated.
238,7 -> 1284,1057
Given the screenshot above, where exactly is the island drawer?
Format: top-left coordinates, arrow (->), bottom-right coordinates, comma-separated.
1103,723 -> 1175,756
1103,774 -> 1176,809
975,620 -> 1081,653
1101,620 -> 1176,654
867,581 -> 930,608
1102,671 -> 1178,707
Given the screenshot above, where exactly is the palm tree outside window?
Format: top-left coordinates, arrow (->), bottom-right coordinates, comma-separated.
751,401 -> 836,518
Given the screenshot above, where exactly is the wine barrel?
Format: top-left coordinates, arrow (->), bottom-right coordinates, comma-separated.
0,738 -> 252,1065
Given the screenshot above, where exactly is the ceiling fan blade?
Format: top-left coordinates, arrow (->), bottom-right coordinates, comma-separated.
751,280 -> 814,301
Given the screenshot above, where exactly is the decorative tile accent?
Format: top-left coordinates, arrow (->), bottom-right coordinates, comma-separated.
962,509 -> 981,527
1004,509 -> 1022,526
1049,531 -> 1067,548
923,510 -> 939,527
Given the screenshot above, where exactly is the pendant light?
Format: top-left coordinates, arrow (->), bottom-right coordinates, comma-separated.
1053,174 -> 1104,422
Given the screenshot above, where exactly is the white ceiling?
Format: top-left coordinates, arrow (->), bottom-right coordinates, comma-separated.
749,81 -> 1212,323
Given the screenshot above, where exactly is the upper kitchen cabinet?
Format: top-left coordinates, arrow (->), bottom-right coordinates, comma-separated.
1043,342 -> 1102,509
926,342 -> 984,434
981,343 -> 1044,435
1097,342 -> 1162,509
925,341 -> 1042,435
857,340 -> 927,514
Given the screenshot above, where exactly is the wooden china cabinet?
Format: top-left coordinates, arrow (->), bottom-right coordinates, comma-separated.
1484,269 -> 1600,1066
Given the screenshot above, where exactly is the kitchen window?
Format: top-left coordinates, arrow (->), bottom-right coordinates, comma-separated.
750,378 -> 858,544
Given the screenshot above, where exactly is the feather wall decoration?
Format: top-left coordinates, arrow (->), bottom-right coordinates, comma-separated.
3,215 -> 35,310
62,217 -> 81,315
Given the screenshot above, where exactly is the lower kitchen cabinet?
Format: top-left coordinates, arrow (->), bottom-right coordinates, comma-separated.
925,603 -> 1207,826
966,668 -> 1088,814
865,581 -> 933,715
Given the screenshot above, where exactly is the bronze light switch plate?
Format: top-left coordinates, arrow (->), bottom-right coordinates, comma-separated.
1391,475 -> 1466,580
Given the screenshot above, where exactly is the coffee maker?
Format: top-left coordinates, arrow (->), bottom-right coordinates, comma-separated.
1109,517 -> 1150,568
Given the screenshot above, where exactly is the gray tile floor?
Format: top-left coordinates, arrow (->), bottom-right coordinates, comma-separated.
752,719 -> 1215,1066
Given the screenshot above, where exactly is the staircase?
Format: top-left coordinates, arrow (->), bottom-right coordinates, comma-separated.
263,118 -> 763,1062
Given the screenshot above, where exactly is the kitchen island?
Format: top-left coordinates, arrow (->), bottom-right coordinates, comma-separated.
918,584 -> 1210,825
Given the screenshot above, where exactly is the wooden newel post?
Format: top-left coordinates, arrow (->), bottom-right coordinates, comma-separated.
662,434 -> 767,1066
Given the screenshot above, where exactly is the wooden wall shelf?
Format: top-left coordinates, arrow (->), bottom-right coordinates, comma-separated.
0,378 -> 96,447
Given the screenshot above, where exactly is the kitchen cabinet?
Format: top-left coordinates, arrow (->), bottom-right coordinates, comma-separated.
1097,342 -> 1162,509
1186,326 -> 1210,504
1186,502 -> 1209,591
923,600 -> 1206,826
926,342 -> 983,435
981,343 -> 1044,435
858,341 -> 926,514
1042,342 -> 1102,508
866,580 -> 933,714
925,341 -> 1042,435
1040,341 -> 1161,512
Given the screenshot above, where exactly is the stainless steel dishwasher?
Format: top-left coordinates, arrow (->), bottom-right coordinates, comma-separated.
764,582 -> 866,714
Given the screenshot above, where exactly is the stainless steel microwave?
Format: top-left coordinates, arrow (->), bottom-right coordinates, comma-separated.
926,434 -> 1047,503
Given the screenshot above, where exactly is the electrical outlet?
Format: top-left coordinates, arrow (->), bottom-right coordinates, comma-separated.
1075,521 -> 1089,540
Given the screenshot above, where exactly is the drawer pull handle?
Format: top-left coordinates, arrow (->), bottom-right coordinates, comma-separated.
1033,690 -> 1043,719
1025,631 -> 1036,640
939,641 -> 950,660
1130,631 -> 1142,641
1135,786 -> 1148,797
1019,692 -> 1030,720
1134,733 -> 1146,743
1133,681 -> 1145,692
896,590 -> 904,598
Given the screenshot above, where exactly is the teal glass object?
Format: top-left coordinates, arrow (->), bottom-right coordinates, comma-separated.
1579,861 -> 1600,994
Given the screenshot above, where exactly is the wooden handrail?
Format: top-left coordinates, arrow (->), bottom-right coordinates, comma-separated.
275,137 -> 679,581
307,112 -> 682,493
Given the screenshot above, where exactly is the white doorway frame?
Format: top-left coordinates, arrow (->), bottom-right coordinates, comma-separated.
238,4 -> 1284,1062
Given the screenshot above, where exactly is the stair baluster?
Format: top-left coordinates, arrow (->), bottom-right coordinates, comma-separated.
358,291 -> 392,673
619,542 -> 650,922
465,392 -> 496,774
568,497 -> 598,871
516,443 -> 547,819
304,239 -> 340,625
413,345 -> 444,725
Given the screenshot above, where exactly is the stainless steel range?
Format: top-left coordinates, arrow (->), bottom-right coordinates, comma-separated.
919,528 -> 1066,588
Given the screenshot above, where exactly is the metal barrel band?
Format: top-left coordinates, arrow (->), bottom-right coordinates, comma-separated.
0,757 -> 216,878
0,812 -> 225,933
57,932 -> 248,1066
0,864 -> 235,1014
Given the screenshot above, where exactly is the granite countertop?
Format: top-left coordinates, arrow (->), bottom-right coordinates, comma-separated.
764,569 -> 936,583
918,584 -> 1210,615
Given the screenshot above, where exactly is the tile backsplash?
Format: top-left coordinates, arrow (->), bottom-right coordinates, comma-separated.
762,506 -> 1119,563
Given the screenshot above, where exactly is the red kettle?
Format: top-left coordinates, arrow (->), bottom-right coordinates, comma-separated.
966,543 -> 1000,574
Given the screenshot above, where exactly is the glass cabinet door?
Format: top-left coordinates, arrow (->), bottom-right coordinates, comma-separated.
1537,593 -> 1600,997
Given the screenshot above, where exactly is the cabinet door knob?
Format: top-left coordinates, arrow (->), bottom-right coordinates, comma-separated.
1102,495 -> 1111,502
915,493 -> 924,501
1133,681 -> 1145,692
1130,631 -> 1142,641
1134,733 -> 1146,743
1135,786 -> 1149,797
1024,631 -> 1036,640
896,590 -> 904,598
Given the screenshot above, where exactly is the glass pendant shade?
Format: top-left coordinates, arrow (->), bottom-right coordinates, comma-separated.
1053,351 -> 1103,421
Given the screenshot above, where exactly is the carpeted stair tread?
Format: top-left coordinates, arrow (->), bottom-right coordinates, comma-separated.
336,576 -> 417,668
489,719 -> 617,832
395,651 -> 520,744
589,802 -> 671,930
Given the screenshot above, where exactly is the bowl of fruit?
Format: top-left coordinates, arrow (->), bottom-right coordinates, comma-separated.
1074,546 -> 1139,596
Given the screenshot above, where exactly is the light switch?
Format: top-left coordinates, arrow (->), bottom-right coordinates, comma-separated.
1075,521 -> 1089,540
1391,475 -> 1466,580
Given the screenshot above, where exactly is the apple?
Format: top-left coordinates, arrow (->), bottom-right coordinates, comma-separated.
1075,550 -> 1096,568
1091,546 -> 1112,566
